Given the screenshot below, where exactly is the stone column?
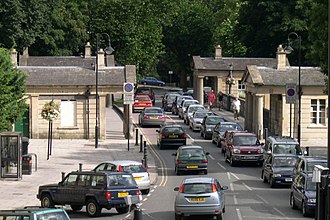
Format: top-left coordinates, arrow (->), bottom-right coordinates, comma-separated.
30,95 -> 39,139
245,92 -> 250,131
196,76 -> 204,104
99,95 -> 106,139
256,95 -> 264,140
97,49 -> 105,69
123,104 -> 133,139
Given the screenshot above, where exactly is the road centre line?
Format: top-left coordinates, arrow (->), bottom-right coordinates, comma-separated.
227,172 -> 231,180
230,172 -> 240,180
230,183 -> 234,191
242,182 -> 252,191
217,162 -> 226,170
273,207 -> 289,219
209,154 -> 215,160
236,208 -> 243,220
233,195 -> 238,205
256,194 -> 269,204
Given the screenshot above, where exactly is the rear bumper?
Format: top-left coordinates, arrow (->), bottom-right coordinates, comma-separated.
141,119 -> 165,126
176,164 -> 207,172
273,177 -> 293,185
160,139 -> 186,146
175,204 -> 222,216
136,180 -> 150,190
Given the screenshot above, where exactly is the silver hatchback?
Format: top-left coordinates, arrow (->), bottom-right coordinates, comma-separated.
174,177 -> 228,220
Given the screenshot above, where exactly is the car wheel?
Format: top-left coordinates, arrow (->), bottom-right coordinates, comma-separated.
302,200 -> 309,217
86,199 -> 101,217
116,206 -> 130,214
229,156 -> 236,167
270,176 -> 277,188
175,167 -> 181,175
143,82 -> 147,85
222,205 -> 226,213
290,193 -> 298,209
175,213 -> 182,220
142,189 -> 150,195
71,205 -> 83,211
216,213 -> 223,220
40,194 -> 54,208
158,83 -> 163,86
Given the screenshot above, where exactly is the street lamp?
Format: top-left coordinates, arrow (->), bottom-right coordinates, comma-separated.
168,70 -> 173,86
285,32 -> 302,145
95,33 -> 115,148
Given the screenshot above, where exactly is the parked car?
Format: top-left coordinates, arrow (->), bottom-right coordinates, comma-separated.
174,177 -> 228,220
172,95 -> 193,115
172,145 -> 210,175
183,89 -> 193,96
133,94 -> 153,112
138,77 -> 165,86
261,154 -> 298,188
93,160 -> 151,194
162,92 -> 180,111
178,99 -> 199,119
0,207 -> 70,220
221,130 -> 247,154
138,107 -> 166,127
264,136 -> 303,159
293,156 -> 327,178
200,115 -> 226,139
183,104 -> 206,125
135,87 -> 155,105
212,122 -> 243,148
189,110 -> 214,132
156,124 -> 187,149
37,171 -> 141,217
290,172 -> 316,217
224,131 -> 264,166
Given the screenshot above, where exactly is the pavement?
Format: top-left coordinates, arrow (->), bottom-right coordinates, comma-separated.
0,106 -> 157,210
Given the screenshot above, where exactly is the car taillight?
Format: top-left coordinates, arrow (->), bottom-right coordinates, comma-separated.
118,165 -> 123,172
202,159 -> 208,163
212,183 -> 217,192
182,133 -> 187,138
176,160 -> 183,164
159,115 -> 165,119
144,115 -> 150,119
179,184 -> 185,193
105,191 -> 111,200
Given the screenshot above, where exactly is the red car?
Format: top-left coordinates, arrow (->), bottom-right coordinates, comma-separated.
223,131 -> 264,166
133,94 -> 153,112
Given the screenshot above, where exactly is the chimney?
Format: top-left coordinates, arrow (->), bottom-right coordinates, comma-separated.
85,42 -> 91,58
276,44 -> 287,70
215,45 -> 222,59
19,47 -> 29,66
97,49 -> 105,69
11,49 -> 17,66
106,55 -> 115,66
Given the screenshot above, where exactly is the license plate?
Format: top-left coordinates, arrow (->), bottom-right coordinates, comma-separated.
285,178 -> 292,182
118,192 -> 129,198
189,197 -> 205,202
150,116 -> 158,119
134,177 -> 142,181
244,156 -> 256,159
187,165 -> 198,169
169,135 -> 178,138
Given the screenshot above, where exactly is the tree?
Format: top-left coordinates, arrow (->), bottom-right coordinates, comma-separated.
0,48 -> 27,131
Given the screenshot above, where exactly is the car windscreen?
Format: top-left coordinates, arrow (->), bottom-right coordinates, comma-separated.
36,212 -> 70,220
122,165 -> 147,173
195,112 -> 208,118
163,127 -> 184,134
307,161 -> 328,172
183,100 -> 198,107
179,148 -> 205,159
273,144 -> 302,155
233,136 -> 258,145
206,117 -> 225,125
145,108 -> 162,114
273,157 -> 297,167
220,124 -> 243,132
108,174 -> 137,188
182,183 -> 213,194
188,106 -> 204,113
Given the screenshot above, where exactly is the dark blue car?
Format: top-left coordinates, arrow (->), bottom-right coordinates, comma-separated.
139,77 -> 165,86
290,172 -> 316,217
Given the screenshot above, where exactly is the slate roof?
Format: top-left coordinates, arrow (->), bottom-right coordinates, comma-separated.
250,66 -> 325,86
193,56 -> 277,71
23,56 -> 95,69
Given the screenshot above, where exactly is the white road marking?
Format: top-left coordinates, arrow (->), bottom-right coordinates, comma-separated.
150,189 -> 155,193
209,154 -> 215,160
147,193 -> 151,197
256,194 -> 269,204
230,183 -> 234,191
217,162 -> 226,170
242,182 -> 252,191
227,172 -> 231,180
236,208 -> 243,220
143,198 -> 148,202
230,172 -> 240,180
233,195 -> 238,204
273,208 -> 289,219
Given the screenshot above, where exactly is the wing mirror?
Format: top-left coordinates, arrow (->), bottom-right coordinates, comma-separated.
174,187 -> 180,191
172,153 -> 177,156
205,152 -> 210,155
221,186 -> 229,190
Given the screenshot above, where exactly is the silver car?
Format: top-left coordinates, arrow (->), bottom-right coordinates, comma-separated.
183,104 -> 205,125
174,177 -> 228,220
138,107 -> 166,127
189,110 -> 214,131
212,122 -> 243,147
178,99 -> 199,119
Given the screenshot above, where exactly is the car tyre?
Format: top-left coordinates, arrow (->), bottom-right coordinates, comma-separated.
290,193 -> 298,209
229,156 -> 236,167
216,213 -> 223,220
40,194 -> 54,208
86,199 -> 101,217
142,189 -> 150,195
116,206 -> 130,214
71,205 -> 83,211
175,213 -> 182,220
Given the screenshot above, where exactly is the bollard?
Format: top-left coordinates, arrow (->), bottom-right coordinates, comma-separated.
140,135 -> 143,153
79,163 -> 82,172
61,172 -> 66,181
133,208 -> 142,220
135,129 -> 139,146
305,146 -> 309,156
143,141 -> 147,168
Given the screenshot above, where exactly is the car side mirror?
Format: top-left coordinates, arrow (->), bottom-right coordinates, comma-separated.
205,152 -> 210,155
172,153 -> 177,156
221,186 -> 228,190
174,187 -> 180,191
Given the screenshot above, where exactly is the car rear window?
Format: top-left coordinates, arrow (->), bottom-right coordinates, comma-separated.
163,127 -> 184,134
221,124 -> 242,132
36,212 -> 70,220
188,106 -> 204,113
108,174 -> 137,188
206,117 -> 225,125
136,89 -> 151,95
233,136 -> 258,145
307,161 -> 327,172
179,148 -> 205,159
182,183 -> 213,194
273,144 -> 302,155
195,112 -> 207,118
122,165 -> 147,173
306,179 -> 316,191
145,108 -> 162,114
136,96 -> 151,101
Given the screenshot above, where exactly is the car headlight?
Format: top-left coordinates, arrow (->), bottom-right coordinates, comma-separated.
307,198 -> 316,203
258,148 -> 264,154
233,149 -> 240,154
273,174 -> 281,177
206,128 -> 212,131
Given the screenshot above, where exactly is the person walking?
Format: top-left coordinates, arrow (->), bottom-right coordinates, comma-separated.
232,97 -> 241,120
217,91 -> 223,111
208,90 -> 215,110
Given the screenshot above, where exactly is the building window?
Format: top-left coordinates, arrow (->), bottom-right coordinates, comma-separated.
61,100 -> 77,127
238,80 -> 246,91
310,99 -> 326,125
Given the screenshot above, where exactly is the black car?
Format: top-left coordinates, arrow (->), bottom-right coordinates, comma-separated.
290,172 -> 316,217
156,124 -> 186,149
212,122 -> 243,148
171,95 -> 193,115
200,115 -> 226,139
37,171 -> 141,217
261,154 -> 298,188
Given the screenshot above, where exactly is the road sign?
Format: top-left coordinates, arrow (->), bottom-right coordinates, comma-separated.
123,83 -> 134,94
286,83 -> 296,104
123,93 -> 134,104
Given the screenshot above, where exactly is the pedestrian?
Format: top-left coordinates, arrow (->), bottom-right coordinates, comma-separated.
232,97 -> 241,120
208,90 -> 215,110
217,91 -> 223,111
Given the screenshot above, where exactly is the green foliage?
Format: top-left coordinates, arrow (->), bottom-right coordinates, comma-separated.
0,48 -> 27,131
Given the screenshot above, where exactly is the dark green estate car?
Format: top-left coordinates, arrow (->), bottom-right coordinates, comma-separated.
0,207 -> 70,220
37,171 -> 141,217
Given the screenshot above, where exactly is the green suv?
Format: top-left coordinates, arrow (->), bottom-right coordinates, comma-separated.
37,171 -> 141,217
0,207 -> 70,220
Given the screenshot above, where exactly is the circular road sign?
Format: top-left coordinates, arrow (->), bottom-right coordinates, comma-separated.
287,88 -> 295,97
124,83 -> 134,93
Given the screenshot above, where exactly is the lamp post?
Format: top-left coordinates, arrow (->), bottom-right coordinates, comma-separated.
285,32 -> 302,145
95,33 -> 115,148
168,70 -> 173,86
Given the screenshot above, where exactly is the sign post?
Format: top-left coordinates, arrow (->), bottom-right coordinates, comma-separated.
286,84 -> 296,137
123,83 -> 134,151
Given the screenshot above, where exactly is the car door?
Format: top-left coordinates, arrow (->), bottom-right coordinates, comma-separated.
295,174 -> 305,206
54,173 -> 78,204
215,179 -> 225,209
74,174 -> 91,204
263,156 -> 272,180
